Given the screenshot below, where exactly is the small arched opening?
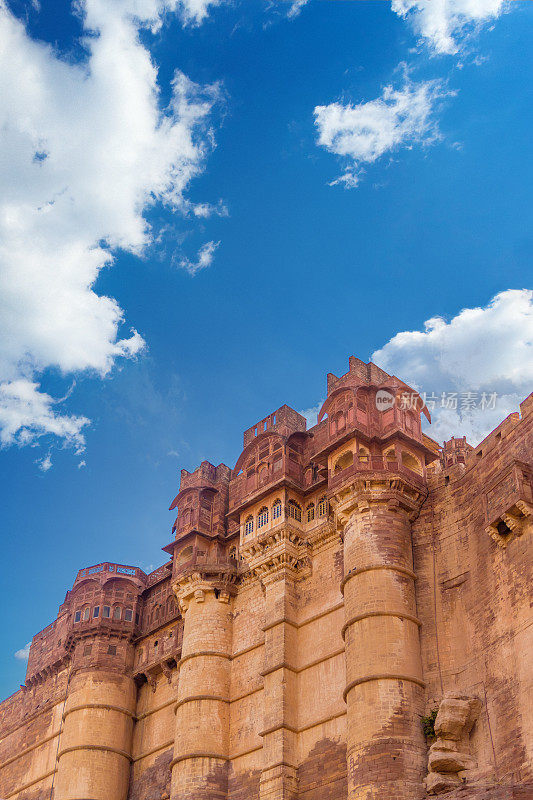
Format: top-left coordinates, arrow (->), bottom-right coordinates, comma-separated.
401,450 -> 422,475
334,451 -> 354,473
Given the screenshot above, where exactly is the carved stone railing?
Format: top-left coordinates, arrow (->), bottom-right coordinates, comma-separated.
328,457 -> 426,494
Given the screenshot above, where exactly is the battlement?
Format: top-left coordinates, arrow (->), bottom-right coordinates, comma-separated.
326,356 -> 392,394
73,561 -> 146,586
179,461 -> 231,492
243,404 -> 306,448
441,436 -> 473,467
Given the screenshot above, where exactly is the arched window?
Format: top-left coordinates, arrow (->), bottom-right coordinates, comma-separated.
272,499 -> 282,520
306,503 -> 315,522
357,446 -> 369,463
177,546 -> 193,565
245,515 -> 254,535
74,610 -> 81,623
258,507 -> 269,527
384,447 -> 395,462
401,451 -> 422,475
200,491 -> 213,509
258,465 -> 268,484
113,606 -> 121,620
82,607 -> 90,622
124,608 -> 133,622
317,496 -> 328,517
287,500 -> 302,522
334,451 -> 353,473
336,411 -> 345,432
103,605 -> 111,618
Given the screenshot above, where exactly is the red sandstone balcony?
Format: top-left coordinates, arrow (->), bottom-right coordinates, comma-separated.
229,459 -> 305,513
312,399 -> 424,462
74,562 -> 146,584
146,562 -> 172,587
133,625 -> 183,685
173,551 -> 238,580
328,456 -> 426,493
66,613 -> 140,647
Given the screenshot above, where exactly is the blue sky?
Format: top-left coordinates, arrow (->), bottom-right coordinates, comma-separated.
0,0 -> 532,697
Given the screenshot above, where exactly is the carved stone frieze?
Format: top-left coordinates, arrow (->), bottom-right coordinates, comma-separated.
240,523 -> 311,582
171,568 -> 237,613
331,474 -> 427,527
305,518 -> 340,555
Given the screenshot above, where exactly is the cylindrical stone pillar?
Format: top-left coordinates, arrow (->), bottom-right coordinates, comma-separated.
342,498 -> 426,800
54,668 -> 136,800
170,583 -> 232,800
259,570 -> 298,800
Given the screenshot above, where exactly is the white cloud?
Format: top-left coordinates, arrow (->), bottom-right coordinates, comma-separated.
391,0 -> 508,55
0,0 -> 222,454
15,642 -> 31,660
0,380 -> 89,449
314,73 -> 449,187
78,459 -> 87,468
263,0 -> 309,22
177,0 -> 223,26
36,452 -> 53,471
287,0 -> 309,19
84,0 -> 224,30
298,401 -> 323,429
179,240 -> 220,275
372,289 -> 533,445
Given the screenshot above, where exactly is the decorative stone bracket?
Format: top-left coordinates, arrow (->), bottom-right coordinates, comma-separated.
485,499 -> 533,548
484,461 -> 533,548
171,570 -> 235,614
426,694 -> 482,795
240,524 -> 311,582
332,475 -> 426,528
305,518 -> 339,555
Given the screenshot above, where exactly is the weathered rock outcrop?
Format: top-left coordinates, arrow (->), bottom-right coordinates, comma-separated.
426,694 -> 482,795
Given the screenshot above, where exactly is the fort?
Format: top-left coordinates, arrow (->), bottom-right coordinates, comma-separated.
0,356 -> 532,800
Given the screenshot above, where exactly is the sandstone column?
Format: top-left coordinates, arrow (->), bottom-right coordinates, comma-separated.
259,569 -> 298,800
54,660 -> 136,800
170,575 -> 233,800
339,482 -> 426,800
241,523 -> 305,800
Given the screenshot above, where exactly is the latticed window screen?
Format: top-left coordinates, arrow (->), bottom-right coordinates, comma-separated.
317,496 -> 328,517
287,500 -> 302,522
258,507 -> 269,527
